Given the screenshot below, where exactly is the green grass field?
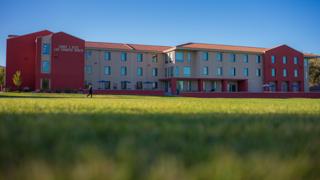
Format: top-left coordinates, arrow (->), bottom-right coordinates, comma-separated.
0,93 -> 320,180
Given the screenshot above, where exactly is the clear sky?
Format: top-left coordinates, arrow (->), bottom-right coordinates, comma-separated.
0,0 -> 319,66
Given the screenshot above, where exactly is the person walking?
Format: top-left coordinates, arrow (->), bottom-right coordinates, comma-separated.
87,84 -> 93,98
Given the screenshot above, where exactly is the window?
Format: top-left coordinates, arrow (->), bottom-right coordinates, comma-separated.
120,66 -> 127,76
271,68 -> 276,77
168,52 -> 174,63
41,78 -> 50,90
85,50 -> 92,59
256,68 -> 261,77
292,82 -> 300,92
202,52 -> 209,61
294,57 -> 298,64
177,80 -> 183,91
137,53 -> 143,62
85,65 -> 92,74
283,56 -> 287,64
304,59 -> 308,67
42,44 -> 50,55
136,81 -> 143,89
187,52 -> 191,63
104,51 -> 111,60
256,55 -> 261,63
175,67 -> 179,77
271,55 -> 275,64
41,61 -> 50,73
283,69 -> 287,77
152,82 -> 158,89
104,66 -> 111,75
103,81 -> 111,89
217,67 -> 223,76
216,52 -> 222,62
152,68 -> 158,77
294,69 -> 298,77
152,55 -> 158,63
121,81 -> 127,90
183,66 -> 191,77
165,54 -> 168,64
121,52 -> 127,61
170,67 -> 174,77
203,66 -> 209,75
230,54 -> 236,62
137,67 -> 143,76
243,68 -> 249,76
175,52 -> 184,62
230,67 -> 236,76
243,54 -> 249,63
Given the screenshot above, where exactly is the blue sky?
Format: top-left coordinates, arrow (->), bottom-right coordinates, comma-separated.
0,0 -> 319,66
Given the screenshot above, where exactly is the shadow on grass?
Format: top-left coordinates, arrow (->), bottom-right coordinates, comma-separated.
0,94 -> 166,99
1,112 -> 319,169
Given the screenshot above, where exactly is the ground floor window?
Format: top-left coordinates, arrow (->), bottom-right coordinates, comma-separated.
165,81 -> 169,92
103,81 -> 111,89
292,82 -> 300,92
186,81 -> 192,91
113,83 -> 118,90
281,81 -> 288,92
121,81 -> 127,90
228,82 -> 237,92
177,80 -> 184,92
211,81 -> 218,92
136,81 -> 143,89
41,78 -> 50,90
269,82 -> 276,92
152,82 -> 158,89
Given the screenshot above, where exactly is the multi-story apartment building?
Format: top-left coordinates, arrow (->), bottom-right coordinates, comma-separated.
5,30 -> 319,96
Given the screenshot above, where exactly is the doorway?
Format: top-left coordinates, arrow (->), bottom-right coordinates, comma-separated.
41,78 -> 50,90
228,82 -> 237,92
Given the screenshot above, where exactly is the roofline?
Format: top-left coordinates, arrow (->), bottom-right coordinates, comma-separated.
177,42 -> 268,50
53,31 -> 85,41
7,30 -> 53,40
304,55 -> 320,59
265,44 -> 305,54
85,47 -> 169,53
163,47 -> 176,53
165,42 -> 268,54
85,41 -> 173,53
173,46 -> 266,54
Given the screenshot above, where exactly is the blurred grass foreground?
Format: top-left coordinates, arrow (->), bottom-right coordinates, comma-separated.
0,92 -> 320,180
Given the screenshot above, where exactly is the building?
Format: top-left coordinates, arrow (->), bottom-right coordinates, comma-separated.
5,30 -> 319,95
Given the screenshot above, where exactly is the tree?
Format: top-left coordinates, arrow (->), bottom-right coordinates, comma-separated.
12,70 -> 22,90
0,67 -> 4,91
309,58 -> 320,86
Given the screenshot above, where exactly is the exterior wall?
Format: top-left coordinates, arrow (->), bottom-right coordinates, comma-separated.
264,45 -> 304,92
167,50 -> 263,92
35,32 -> 85,90
85,49 -> 164,90
5,30 -> 52,90
51,32 -> 85,90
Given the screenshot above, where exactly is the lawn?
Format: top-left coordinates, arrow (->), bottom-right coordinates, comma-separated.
0,92 -> 320,180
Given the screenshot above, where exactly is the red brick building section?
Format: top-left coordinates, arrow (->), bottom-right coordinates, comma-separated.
6,30 -> 85,91
263,45 -> 304,92
6,30 -> 52,90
